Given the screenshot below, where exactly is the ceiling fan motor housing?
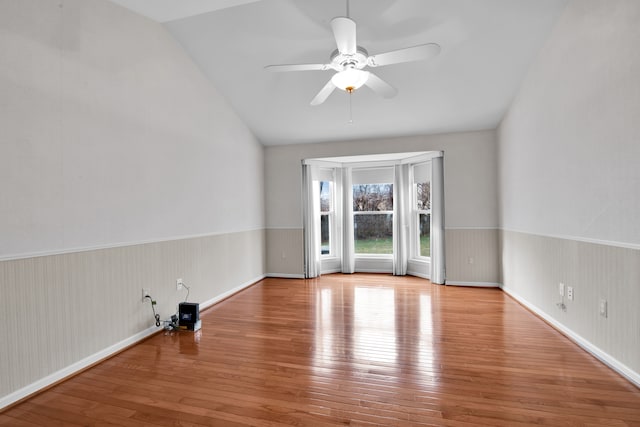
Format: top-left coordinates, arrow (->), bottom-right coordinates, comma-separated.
330,46 -> 369,71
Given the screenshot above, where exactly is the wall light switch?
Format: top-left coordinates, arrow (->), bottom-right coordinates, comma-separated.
558,282 -> 565,297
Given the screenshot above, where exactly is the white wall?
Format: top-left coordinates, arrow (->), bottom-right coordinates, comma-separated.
0,0 -> 264,260
498,0 -> 640,384
265,130 -> 500,281
0,0 -> 265,406
499,0 -> 640,246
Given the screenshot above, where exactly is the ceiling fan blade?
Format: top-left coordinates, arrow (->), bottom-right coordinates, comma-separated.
367,43 -> 441,67
310,79 -> 337,106
330,17 -> 356,55
265,63 -> 331,72
363,72 -> 397,99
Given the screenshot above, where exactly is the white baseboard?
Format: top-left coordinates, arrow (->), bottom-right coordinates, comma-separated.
200,274 -> 266,309
265,273 -> 305,279
446,281 -> 501,287
501,286 -> 640,389
355,269 -> 393,274
407,271 -> 430,280
0,274 -> 267,411
0,324 -> 160,410
320,269 -> 342,275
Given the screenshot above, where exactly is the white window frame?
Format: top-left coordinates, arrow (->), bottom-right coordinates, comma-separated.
410,161 -> 432,261
411,160 -> 432,261
316,166 -> 342,274
304,152 -> 442,277
319,169 -> 336,258
351,167 -> 395,264
414,200 -> 431,260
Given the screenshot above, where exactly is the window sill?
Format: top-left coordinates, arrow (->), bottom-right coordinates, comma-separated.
355,254 -> 393,259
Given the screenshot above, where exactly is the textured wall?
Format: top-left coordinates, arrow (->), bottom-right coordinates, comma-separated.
498,0 -> 640,383
0,230 -> 265,401
265,131 -> 499,279
500,230 -> 640,377
446,229 -> 499,284
265,228 -> 304,277
0,0 -> 265,405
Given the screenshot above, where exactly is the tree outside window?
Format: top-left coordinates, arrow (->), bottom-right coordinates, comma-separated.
352,184 -> 393,254
320,181 -> 331,255
415,172 -> 431,258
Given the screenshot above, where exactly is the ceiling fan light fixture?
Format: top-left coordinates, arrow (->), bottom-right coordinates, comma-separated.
331,68 -> 369,92
266,9 -> 439,106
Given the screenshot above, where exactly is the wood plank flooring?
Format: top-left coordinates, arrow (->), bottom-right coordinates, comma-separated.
2,274 -> 640,426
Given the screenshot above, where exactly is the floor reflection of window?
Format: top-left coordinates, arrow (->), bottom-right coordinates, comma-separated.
419,294 -> 435,372
354,287 -> 396,365
314,288 -> 334,369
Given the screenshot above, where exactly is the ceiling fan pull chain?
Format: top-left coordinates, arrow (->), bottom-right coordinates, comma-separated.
348,91 -> 354,124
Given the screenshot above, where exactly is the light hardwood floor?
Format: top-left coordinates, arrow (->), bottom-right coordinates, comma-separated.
2,274 -> 640,426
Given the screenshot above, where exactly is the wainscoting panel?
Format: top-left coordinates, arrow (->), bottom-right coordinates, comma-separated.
446,228 -> 500,284
265,228 -> 304,277
500,229 -> 640,383
266,228 -> 500,283
0,229 -> 265,406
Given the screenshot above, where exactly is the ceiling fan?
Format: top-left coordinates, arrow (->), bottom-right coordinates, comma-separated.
265,3 -> 441,106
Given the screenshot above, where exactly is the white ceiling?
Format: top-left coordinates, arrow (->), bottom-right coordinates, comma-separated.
109,0 -> 568,146
108,0 -> 262,23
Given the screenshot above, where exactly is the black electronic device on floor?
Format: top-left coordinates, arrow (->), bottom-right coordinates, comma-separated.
178,302 -> 201,331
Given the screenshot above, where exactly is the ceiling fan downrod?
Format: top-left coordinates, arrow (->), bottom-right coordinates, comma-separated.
348,91 -> 354,124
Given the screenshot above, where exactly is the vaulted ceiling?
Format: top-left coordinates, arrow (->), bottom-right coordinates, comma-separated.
109,0 -> 568,145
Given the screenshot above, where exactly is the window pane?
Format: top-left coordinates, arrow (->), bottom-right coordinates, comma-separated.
419,213 -> 431,257
353,184 -> 393,212
416,182 -> 431,210
354,214 -> 393,254
320,181 -> 330,212
320,215 -> 330,255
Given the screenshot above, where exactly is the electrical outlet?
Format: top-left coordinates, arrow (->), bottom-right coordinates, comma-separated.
599,299 -> 608,318
468,257 -> 474,265
176,278 -> 184,291
567,286 -> 574,301
558,282 -> 565,297
142,288 -> 150,302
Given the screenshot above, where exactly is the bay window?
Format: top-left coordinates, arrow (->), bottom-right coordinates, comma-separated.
413,162 -> 432,259
303,152 -> 444,281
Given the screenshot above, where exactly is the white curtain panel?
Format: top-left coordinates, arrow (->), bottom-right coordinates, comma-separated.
430,156 -> 446,284
302,164 -> 321,278
393,164 -> 409,275
341,167 -> 355,274
334,168 -> 344,264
